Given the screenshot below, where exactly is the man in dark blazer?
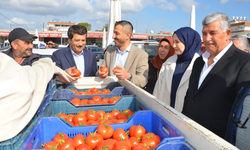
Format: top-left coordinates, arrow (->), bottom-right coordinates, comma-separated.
182,12 -> 250,139
51,25 -> 97,77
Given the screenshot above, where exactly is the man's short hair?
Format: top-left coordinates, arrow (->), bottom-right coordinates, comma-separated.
202,12 -> 230,33
231,34 -> 250,51
68,25 -> 87,39
115,20 -> 133,37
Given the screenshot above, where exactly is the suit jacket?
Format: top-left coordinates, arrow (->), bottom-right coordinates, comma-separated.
182,44 -> 250,138
51,45 -> 97,77
153,53 -> 199,112
101,44 -> 148,88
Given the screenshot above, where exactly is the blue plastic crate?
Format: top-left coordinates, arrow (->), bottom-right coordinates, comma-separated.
0,78 -> 56,150
42,96 -> 149,118
53,86 -> 133,101
155,141 -> 195,150
21,110 -> 185,150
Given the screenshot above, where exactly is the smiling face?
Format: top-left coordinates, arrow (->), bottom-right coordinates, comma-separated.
12,39 -> 33,57
202,20 -> 231,56
158,41 -> 170,60
68,34 -> 86,55
173,34 -> 185,55
112,24 -> 130,51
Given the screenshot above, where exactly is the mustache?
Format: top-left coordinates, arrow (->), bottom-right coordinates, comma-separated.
76,45 -> 83,48
204,42 -> 214,45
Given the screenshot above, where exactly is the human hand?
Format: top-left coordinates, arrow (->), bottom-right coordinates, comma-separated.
65,67 -> 81,78
113,65 -> 130,80
99,65 -> 108,79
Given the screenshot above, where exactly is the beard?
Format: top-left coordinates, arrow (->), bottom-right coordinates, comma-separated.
13,48 -> 32,58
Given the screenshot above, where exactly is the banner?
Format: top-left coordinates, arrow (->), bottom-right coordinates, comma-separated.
38,33 -> 62,37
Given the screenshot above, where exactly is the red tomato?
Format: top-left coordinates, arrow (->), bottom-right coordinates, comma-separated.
73,134 -> 85,147
141,133 -> 161,149
114,66 -> 122,71
87,100 -> 96,105
86,110 -> 97,121
90,87 -> 98,93
108,97 -> 119,104
71,97 -> 81,106
113,141 -> 131,150
85,132 -> 104,149
97,123 -> 114,139
76,143 -> 92,150
100,66 -> 109,74
80,99 -> 88,105
77,111 -> 86,116
104,113 -> 113,120
129,125 -> 147,138
92,96 -> 102,103
129,137 -> 141,148
96,110 -> 106,118
65,114 -> 74,125
53,132 -> 69,145
43,141 -> 58,150
96,140 -> 113,150
72,114 -> 87,125
122,109 -> 134,117
58,138 -> 75,150
55,112 -> 67,120
132,143 -> 149,150
111,109 -> 121,116
102,89 -> 110,94
113,128 -> 129,141
87,120 -> 100,125
73,68 -> 81,77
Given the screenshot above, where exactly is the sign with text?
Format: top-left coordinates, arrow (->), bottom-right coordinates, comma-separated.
0,32 -> 9,36
38,33 -> 62,37
131,34 -> 148,39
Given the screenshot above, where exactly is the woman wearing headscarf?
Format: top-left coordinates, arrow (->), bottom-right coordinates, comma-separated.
153,27 -> 201,112
144,37 -> 175,94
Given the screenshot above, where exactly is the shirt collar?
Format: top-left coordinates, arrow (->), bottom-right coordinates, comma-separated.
116,43 -> 132,53
202,41 -> 233,63
70,45 -> 84,56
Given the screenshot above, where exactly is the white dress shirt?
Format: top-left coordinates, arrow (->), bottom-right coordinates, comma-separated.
198,41 -> 233,89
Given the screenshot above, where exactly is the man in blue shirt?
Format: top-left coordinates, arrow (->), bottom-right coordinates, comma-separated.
51,25 -> 97,77
99,20 -> 148,88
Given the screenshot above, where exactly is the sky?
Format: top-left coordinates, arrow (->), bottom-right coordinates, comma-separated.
0,0 -> 250,36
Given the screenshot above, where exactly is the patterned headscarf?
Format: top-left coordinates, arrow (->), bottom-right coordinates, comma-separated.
151,37 -> 175,70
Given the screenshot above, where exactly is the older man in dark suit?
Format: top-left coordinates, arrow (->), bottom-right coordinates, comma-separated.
51,25 -> 97,77
182,12 -> 250,139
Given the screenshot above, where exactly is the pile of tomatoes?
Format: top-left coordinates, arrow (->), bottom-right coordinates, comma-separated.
43,124 -> 161,150
72,88 -> 111,95
55,109 -> 134,126
70,95 -> 121,106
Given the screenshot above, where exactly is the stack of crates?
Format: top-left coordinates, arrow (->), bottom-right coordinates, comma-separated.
16,81 -> 194,149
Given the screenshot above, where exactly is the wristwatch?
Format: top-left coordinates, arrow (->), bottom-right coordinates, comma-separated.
129,74 -> 132,81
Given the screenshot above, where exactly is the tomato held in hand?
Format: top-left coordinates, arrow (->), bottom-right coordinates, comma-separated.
101,66 -> 109,73
73,68 -> 81,77
114,66 -> 122,71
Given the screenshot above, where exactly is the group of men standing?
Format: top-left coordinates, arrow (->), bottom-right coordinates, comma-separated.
2,12 -> 250,145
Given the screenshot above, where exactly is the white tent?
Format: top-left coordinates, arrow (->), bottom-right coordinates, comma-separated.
106,0 -> 121,47
190,5 -> 196,30
102,28 -> 106,49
